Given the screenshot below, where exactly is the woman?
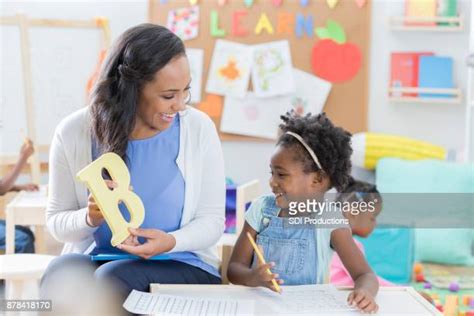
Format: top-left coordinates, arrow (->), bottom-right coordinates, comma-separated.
42,23 -> 225,304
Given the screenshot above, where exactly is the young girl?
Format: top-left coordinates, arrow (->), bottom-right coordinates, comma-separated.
330,178 -> 393,287
227,112 -> 379,314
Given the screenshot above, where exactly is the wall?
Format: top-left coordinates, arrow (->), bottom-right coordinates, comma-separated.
1,0 -> 471,191
368,0 -> 472,153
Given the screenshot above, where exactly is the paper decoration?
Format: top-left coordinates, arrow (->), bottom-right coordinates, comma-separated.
166,6 -> 199,41
354,0 -> 366,8
315,19 -> 345,44
277,13 -> 294,34
255,13 -> 274,35
220,92 -> 292,139
76,153 -> 145,247
232,10 -> 248,36
251,40 -> 295,97
291,68 -> 332,116
326,0 -> 339,9
186,48 -> 204,103
218,0 -> 227,6
295,14 -> 314,38
198,94 -> 223,118
189,0 -> 198,4
300,0 -> 309,7
312,20 -> 361,83
206,40 -> 252,98
210,10 -> 226,37
272,0 -> 283,6
244,0 -> 254,8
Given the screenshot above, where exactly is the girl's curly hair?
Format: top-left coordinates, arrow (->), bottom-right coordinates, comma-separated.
277,111 -> 353,192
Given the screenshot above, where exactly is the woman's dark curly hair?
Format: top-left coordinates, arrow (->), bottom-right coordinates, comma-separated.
89,23 -> 185,161
277,111 -> 353,192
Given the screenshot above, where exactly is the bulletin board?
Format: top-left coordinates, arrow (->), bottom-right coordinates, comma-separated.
149,0 -> 371,141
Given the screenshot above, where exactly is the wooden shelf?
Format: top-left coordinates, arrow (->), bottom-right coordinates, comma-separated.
388,87 -> 462,104
389,15 -> 463,32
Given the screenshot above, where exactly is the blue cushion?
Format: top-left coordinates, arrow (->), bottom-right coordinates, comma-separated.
375,158 -> 474,266
356,226 -> 414,284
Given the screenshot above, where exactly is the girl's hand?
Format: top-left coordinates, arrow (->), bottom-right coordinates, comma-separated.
20,139 -> 34,160
348,288 -> 379,314
116,228 -> 176,259
247,261 -> 284,293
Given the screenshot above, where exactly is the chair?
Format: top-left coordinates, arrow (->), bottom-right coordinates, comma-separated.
218,179 -> 261,284
0,254 -> 56,299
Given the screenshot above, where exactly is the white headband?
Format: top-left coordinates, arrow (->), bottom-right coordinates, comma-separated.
285,131 -> 323,171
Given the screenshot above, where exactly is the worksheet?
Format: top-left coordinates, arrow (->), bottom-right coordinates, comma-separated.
123,290 -> 255,315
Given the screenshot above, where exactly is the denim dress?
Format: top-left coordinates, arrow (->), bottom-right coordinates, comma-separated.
253,201 -> 318,285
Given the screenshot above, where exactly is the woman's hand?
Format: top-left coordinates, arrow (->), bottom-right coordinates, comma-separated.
347,288 -> 379,314
116,228 -> 176,259
86,180 -> 117,227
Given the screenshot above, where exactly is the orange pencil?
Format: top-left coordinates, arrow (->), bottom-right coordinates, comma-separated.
246,232 -> 281,293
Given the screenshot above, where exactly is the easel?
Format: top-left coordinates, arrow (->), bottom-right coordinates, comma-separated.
0,14 -> 111,184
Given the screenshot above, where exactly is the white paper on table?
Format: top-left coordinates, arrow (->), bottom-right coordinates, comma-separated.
272,284 -> 357,313
220,92 -> 292,139
206,40 -> 252,98
186,48 -> 204,104
251,40 -> 295,98
290,68 -> 332,115
123,290 -> 255,316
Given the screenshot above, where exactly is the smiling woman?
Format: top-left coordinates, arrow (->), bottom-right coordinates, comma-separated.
40,24 -> 225,313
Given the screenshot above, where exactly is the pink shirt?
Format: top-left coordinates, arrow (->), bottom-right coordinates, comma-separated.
330,238 -> 394,286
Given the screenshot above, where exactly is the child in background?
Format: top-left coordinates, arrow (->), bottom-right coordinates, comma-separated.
227,111 -> 379,314
330,177 -> 393,287
0,138 -> 39,253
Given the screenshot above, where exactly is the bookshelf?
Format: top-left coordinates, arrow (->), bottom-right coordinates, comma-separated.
389,15 -> 464,31
388,87 -> 462,104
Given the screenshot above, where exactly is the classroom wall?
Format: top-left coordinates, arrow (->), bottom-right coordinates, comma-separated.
2,0 -> 471,192
368,0 -> 472,154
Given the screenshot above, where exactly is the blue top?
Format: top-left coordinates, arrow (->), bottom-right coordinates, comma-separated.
90,116 -> 219,277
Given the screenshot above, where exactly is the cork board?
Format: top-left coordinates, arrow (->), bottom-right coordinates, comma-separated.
149,0 -> 371,141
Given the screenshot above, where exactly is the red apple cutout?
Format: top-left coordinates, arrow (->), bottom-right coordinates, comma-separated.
312,20 -> 362,83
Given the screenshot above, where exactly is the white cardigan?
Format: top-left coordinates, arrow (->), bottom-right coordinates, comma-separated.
46,107 -> 226,270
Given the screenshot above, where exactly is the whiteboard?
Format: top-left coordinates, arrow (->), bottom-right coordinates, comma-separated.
0,23 -> 102,155
0,25 -> 27,155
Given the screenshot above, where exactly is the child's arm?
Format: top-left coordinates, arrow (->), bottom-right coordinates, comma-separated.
331,228 -> 379,313
227,222 -> 283,292
0,139 -> 38,195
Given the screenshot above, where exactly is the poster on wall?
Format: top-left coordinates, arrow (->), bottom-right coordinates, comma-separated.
206,39 -> 252,98
251,40 -> 295,98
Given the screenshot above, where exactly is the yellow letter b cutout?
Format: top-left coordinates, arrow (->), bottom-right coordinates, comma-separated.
77,152 -> 145,246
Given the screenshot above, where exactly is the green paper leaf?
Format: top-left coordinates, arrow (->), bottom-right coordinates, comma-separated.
315,27 -> 331,40
326,20 -> 346,44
